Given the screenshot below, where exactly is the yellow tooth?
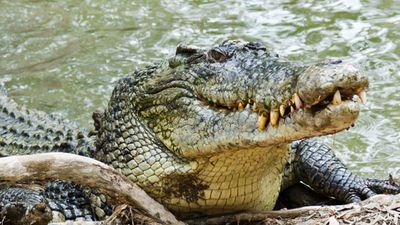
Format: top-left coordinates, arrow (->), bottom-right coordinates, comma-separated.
312,95 -> 322,106
252,103 -> 258,112
358,90 -> 366,104
279,105 -> 286,117
257,112 -> 268,130
332,90 -> 342,105
270,110 -> 279,127
294,93 -> 302,109
290,105 -> 295,113
238,102 -> 245,110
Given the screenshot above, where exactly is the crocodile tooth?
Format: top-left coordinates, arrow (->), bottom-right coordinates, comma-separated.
358,90 -> 367,104
258,112 -> 268,130
270,110 -> 279,127
290,105 -> 295,113
332,90 -> 342,105
294,93 -> 302,109
252,103 -> 258,112
279,105 -> 286,117
238,102 -> 245,110
312,95 -> 322,106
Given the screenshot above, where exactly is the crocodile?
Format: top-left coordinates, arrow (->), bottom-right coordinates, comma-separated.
0,40 -> 399,222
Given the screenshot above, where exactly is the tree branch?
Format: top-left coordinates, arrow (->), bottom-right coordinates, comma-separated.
0,153 -> 184,225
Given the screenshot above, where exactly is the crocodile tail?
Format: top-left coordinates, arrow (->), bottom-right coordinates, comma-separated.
0,92 -> 95,157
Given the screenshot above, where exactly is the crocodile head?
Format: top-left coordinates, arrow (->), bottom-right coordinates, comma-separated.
136,40 -> 368,157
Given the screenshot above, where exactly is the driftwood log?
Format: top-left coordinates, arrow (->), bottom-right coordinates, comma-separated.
0,153 -> 399,225
0,153 -> 183,225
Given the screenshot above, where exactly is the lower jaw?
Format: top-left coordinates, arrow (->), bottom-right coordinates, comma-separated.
293,100 -> 360,137
253,100 -> 360,146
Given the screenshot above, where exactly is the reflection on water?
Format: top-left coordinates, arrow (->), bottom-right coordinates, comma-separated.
0,0 -> 399,177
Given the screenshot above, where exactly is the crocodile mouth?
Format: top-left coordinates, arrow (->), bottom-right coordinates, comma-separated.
207,89 -> 366,131
257,89 -> 366,130
260,90 -> 366,130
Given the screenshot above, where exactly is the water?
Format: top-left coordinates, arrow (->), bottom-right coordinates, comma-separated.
0,0 -> 399,178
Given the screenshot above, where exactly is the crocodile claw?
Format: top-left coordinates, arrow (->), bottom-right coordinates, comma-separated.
342,176 -> 400,203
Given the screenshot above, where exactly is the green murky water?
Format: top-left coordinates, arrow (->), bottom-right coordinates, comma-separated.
0,0 -> 399,178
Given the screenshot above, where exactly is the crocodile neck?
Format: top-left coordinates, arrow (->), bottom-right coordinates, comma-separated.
161,144 -> 290,216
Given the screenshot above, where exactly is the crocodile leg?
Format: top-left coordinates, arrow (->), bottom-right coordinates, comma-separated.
290,140 -> 400,203
0,181 -> 111,223
0,186 -> 52,225
43,180 -> 111,221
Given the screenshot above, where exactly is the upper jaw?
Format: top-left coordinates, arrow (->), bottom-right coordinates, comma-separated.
223,62 -> 368,137
296,62 -> 368,107
195,60 -> 368,143
262,62 -> 367,131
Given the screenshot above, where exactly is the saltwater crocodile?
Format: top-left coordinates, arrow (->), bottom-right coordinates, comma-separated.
0,40 -> 399,222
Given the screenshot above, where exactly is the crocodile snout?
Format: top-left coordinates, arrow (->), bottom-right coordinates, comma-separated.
297,62 -> 368,107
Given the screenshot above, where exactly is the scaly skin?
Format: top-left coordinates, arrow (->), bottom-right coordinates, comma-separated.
1,40 -> 399,221
0,89 -> 94,157
0,181 -> 105,223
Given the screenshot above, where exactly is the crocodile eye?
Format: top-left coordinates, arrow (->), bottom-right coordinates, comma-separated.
207,48 -> 227,62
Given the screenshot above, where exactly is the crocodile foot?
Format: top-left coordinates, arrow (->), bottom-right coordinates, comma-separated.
292,140 -> 400,204
0,187 -> 52,225
0,181 -> 112,224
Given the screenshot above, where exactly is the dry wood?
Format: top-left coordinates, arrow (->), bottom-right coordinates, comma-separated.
185,194 -> 400,225
0,153 -> 184,225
